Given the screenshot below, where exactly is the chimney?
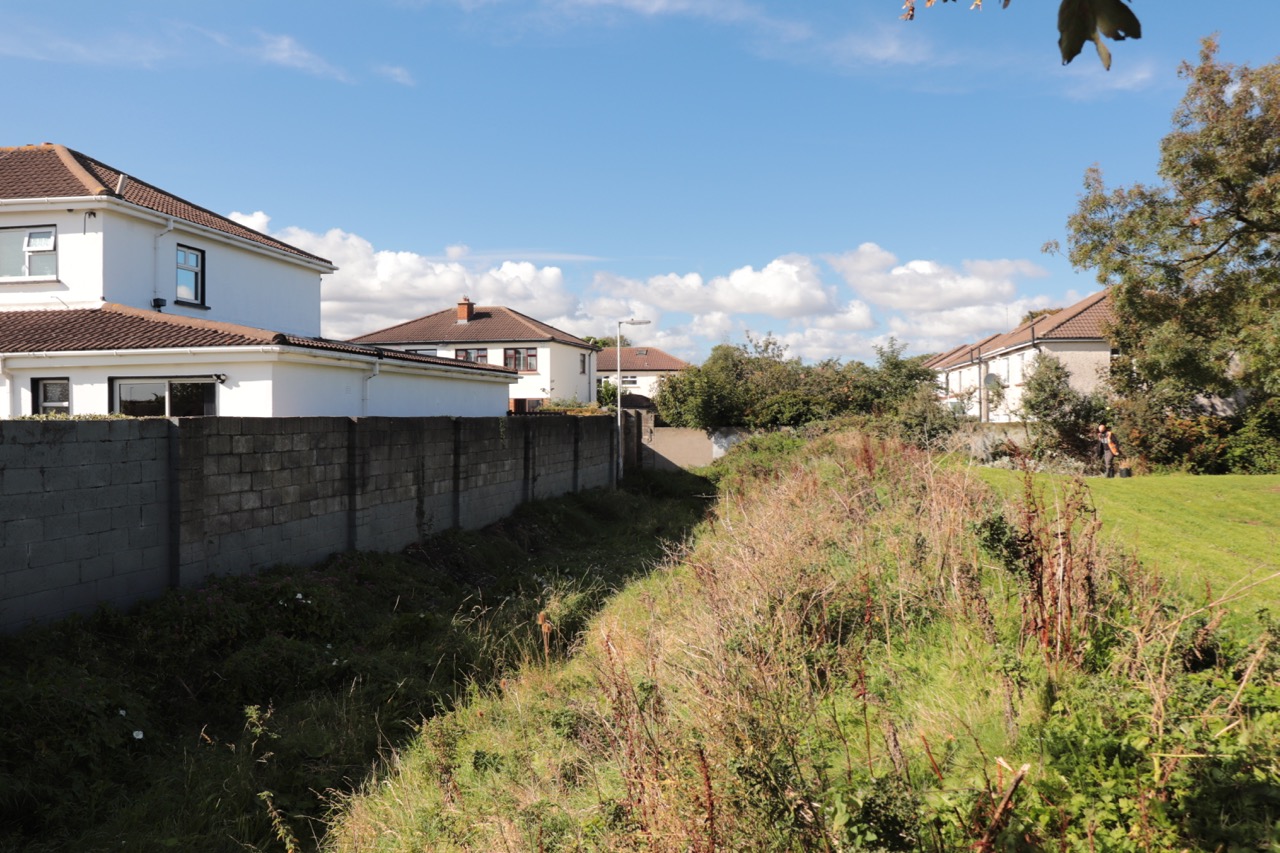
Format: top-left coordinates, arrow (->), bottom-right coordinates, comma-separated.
457,296 -> 474,323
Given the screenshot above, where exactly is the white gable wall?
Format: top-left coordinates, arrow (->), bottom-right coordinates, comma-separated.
543,341 -> 594,404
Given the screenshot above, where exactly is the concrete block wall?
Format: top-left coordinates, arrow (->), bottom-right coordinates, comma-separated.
0,419 -> 171,629
176,417 -> 353,586
351,417 -> 457,547
1,414 -> 617,631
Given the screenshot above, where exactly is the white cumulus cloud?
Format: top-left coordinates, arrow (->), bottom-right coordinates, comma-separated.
827,242 -> 1045,312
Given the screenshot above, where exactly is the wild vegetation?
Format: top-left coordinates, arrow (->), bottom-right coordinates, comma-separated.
0,471 -> 711,852
325,431 -> 1280,851
653,335 -> 952,439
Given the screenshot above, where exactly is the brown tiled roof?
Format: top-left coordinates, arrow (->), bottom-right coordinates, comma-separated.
0,304 -> 514,375
930,291 -> 1114,371
597,346 -> 689,372
0,143 -> 333,268
350,304 -> 595,348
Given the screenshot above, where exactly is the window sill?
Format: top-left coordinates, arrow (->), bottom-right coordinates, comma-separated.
0,276 -> 60,285
173,300 -> 210,310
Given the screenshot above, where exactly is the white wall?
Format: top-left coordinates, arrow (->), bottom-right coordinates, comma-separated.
937,341 -> 1112,423
544,342 -> 594,404
416,341 -> 595,406
271,358 -> 511,418
103,212 -> 323,336
0,202 -> 324,334
0,208 -> 104,309
0,349 -> 513,419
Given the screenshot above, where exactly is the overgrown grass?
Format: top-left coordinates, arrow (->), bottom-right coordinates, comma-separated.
0,469 -> 711,853
325,430 -> 1280,851
979,468 -> 1280,615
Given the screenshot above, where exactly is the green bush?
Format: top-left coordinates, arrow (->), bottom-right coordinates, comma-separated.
1224,397 -> 1280,474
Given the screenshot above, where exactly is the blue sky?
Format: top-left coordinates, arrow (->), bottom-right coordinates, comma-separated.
6,1 -> 1278,364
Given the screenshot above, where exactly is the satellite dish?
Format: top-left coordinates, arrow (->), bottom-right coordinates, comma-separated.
984,374 -> 1003,388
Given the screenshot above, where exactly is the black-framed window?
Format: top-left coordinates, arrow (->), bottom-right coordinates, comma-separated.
504,348 -> 538,371
455,348 -> 487,364
33,378 -> 70,416
176,245 -> 205,305
407,348 -> 438,357
0,226 -> 57,279
113,378 -> 217,417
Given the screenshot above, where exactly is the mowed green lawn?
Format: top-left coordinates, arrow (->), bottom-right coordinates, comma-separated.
978,468 -> 1280,616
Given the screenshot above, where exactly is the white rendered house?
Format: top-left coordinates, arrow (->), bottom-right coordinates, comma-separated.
596,346 -> 690,406
0,144 -> 515,417
351,297 -> 599,413
926,290 -> 1114,423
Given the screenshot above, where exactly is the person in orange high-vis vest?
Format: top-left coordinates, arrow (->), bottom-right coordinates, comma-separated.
1097,424 -> 1121,477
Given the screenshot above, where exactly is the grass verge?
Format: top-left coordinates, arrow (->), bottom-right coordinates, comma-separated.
324,430 -> 1280,851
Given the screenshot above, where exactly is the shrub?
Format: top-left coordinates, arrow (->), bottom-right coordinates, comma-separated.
1224,397 -> 1280,474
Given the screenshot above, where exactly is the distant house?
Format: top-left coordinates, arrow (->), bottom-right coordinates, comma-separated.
0,143 -> 514,418
350,297 -> 599,412
597,346 -> 689,407
926,290 -> 1114,423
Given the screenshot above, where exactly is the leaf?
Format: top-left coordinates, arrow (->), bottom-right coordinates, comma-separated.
1058,0 -> 1141,70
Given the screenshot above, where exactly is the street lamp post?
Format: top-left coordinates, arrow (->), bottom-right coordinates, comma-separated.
615,318 -> 650,485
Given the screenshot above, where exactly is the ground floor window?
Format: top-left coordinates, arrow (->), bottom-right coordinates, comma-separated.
114,378 -> 217,416
34,378 -> 70,415
621,375 -> 638,387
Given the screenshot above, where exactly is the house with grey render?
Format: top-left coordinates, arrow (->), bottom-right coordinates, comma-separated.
925,289 -> 1114,422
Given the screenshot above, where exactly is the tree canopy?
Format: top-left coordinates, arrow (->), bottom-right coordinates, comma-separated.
901,0 -> 1141,70
1067,39 -> 1280,401
653,335 -> 938,432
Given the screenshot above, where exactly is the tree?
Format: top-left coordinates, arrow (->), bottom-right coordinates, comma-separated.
901,0 -> 1141,70
863,338 -> 937,415
1020,307 -> 1062,325
583,334 -> 630,349
1067,39 -> 1280,400
597,378 -> 618,408
653,335 -> 939,431
1018,354 -> 1108,458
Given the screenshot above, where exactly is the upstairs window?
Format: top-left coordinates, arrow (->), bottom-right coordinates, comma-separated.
0,226 -> 57,279
176,246 -> 205,305
504,348 -> 538,371
455,348 -> 487,364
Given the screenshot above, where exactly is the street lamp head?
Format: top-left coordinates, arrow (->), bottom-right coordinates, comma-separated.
621,318 -> 651,326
